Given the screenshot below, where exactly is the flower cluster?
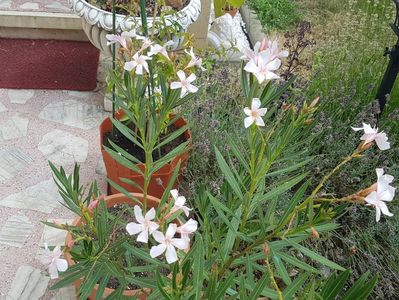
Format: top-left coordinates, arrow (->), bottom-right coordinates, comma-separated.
126,189 -> 198,264
241,38 -> 288,84
106,30 -> 204,99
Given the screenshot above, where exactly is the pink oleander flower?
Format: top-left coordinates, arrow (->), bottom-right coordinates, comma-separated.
124,52 -> 151,75
244,98 -> 267,128
106,29 -> 139,49
87,199 -> 99,211
241,38 -> 288,63
150,224 -> 188,264
126,206 -> 159,243
176,218 -> 198,248
170,189 -> 191,217
352,123 -> 390,151
170,70 -> 198,98
137,36 -> 153,52
267,40 -> 289,60
184,47 -> 206,71
365,168 -> 395,222
38,244 -> 68,279
148,41 -> 174,59
244,50 -> 281,84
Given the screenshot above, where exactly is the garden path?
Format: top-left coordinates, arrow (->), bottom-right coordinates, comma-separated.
0,88 -> 109,299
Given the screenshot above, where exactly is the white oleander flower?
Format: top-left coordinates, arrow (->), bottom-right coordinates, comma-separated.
170,70 -> 198,98
38,244 -> 68,279
126,206 -> 159,243
124,52 -> 151,75
352,123 -> 390,150
150,224 -> 188,264
244,98 -> 267,128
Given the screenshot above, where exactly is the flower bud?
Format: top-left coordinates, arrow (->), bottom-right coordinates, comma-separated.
358,140 -> 374,152
309,96 -> 320,108
67,239 -> 75,248
262,243 -> 270,256
310,226 -> 319,239
88,200 -> 99,211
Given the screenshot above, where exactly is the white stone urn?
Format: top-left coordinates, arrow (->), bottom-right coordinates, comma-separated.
68,0 -> 201,56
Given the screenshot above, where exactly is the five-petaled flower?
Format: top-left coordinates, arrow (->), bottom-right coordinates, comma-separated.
38,243 -> 68,279
106,29 -> 139,49
148,41 -> 174,59
150,224 -> 188,264
244,98 -> 267,128
184,47 -> 206,71
365,168 -> 395,222
124,52 -> 151,75
176,218 -> 198,247
352,123 -> 390,150
126,206 -> 159,243
170,189 -> 191,217
244,50 -> 281,84
170,70 -> 198,98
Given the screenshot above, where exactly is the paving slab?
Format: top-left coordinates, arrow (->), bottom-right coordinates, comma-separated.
0,148 -> 33,183
38,129 -> 89,165
1,0 -> 71,13
0,101 -> 7,112
6,265 -> 49,300
7,89 -> 35,104
39,99 -> 108,130
0,213 -> 34,247
40,219 -> 73,247
0,178 -> 62,213
0,113 -> 29,141
51,286 -> 76,300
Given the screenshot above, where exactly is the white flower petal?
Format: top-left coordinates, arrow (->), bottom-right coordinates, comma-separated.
48,262 -> 59,279
251,98 -> 261,110
150,244 -> 166,258
145,207 -> 156,220
126,222 -> 142,235
244,116 -> 254,128
151,231 -> 165,243
170,82 -> 182,90
137,230 -> 149,243
134,206 -> 145,223
165,244 -> 178,264
56,258 -> 68,272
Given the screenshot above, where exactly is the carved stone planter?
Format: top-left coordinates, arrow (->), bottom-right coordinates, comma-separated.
68,0 -> 201,56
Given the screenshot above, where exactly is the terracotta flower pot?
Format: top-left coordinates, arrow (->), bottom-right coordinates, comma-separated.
64,193 -> 161,300
100,112 -> 191,198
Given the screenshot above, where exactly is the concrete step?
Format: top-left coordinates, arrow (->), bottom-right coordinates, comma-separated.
0,0 -> 87,41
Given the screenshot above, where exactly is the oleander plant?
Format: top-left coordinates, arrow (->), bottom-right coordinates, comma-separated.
36,33 -> 397,299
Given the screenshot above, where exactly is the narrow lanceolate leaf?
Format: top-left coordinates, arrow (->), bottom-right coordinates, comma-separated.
277,180 -> 310,228
222,205 -> 243,261
342,272 -> 379,300
253,172 -> 308,209
278,252 -> 320,274
110,118 -> 143,149
192,235 -> 205,300
282,273 -> 310,300
286,239 -> 345,271
215,147 -> 244,200
248,274 -> 270,300
321,269 -> 351,300
103,145 -> 144,175
270,250 -> 292,285
227,135 -> 250,173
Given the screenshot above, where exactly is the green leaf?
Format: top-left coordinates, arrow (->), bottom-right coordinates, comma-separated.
271,251 -> 292,285
278,252 -> 320,273
222,205 -> 242,261
277,180 -> 310,228
192,235 -> 205,300
248,273 -> 270,300
342,272 -> 379,300
215,147 -> 244,200
286,239 -> 345,271
103,145 -> 144,175
321,270 -> 351,300
282,273 -> 310,299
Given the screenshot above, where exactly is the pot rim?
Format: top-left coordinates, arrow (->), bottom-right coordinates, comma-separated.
69,0 -> 201,32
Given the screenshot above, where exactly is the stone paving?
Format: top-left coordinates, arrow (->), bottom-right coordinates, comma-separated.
0,88 -> 109,299
0,0 -> 71,13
